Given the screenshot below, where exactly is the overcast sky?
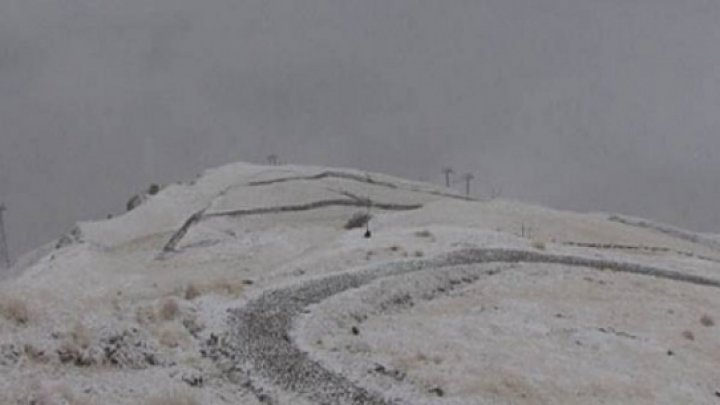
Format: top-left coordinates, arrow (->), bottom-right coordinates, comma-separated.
2,0 -> 720,258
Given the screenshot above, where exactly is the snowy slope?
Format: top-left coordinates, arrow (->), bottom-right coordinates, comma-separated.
1,161 -> 719,405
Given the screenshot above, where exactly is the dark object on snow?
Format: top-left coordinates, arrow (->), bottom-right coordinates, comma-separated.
126,194 -> 143,212
148,184 -> 161,195
430,387 -> 445,397
364,229 -> 372,238
344,212 -> 371,230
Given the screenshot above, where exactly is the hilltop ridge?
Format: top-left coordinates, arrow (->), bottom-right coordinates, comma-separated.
1,161 -> 719,404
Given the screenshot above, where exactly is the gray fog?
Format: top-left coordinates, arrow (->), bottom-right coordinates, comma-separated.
2,0 -> 720,258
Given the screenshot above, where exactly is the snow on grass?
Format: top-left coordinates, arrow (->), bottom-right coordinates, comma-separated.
3,160 -> 720,404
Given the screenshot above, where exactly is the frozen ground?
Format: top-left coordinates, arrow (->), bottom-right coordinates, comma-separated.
1,161 -> 719,404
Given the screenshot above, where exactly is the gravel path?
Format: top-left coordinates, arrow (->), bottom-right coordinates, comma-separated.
216,248 -> 720,404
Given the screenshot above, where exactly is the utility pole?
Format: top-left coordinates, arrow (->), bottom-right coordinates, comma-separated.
442,167 -> 454,187
0,203 -> 10,269
462,173 -> 475,197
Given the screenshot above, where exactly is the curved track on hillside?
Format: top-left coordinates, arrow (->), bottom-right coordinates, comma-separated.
213,248 -> 720,405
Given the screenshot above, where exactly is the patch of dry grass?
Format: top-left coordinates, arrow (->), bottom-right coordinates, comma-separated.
0,296 -> 31,325
700,314 -> 715,327
180,279 -> 246,301
184,284 -> 201,301
157,323 -> 190,348
414,230 -> 434,239
145,389 -> 199,405
71,321 -> 93,349
24,343 -> 50,363
158,298 -> 180,321
30,381 -> 94,405
208,278 -> 245,297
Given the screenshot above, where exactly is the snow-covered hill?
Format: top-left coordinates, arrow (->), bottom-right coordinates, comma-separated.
1,161 -> 719,404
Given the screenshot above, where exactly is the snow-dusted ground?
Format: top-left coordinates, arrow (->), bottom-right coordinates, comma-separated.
1,161 -> 719,404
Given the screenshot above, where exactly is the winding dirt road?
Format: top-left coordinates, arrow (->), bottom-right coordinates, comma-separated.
211,248 -> 720,405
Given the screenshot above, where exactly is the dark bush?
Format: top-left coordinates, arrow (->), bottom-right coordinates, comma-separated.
126,195 -> 142,212
344,212 -> 371,230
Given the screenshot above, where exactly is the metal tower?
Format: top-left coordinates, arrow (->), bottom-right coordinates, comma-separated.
0,203 -> 9,269
462,173 -> 475,197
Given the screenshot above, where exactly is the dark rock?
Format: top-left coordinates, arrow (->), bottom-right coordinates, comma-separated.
429,387 -> 445,397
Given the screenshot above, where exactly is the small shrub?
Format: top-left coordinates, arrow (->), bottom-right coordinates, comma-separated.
145,390 -> 200,405
210,279 -> 245,297
532,241 -> 546,250
184,284 -> 201,301
158,298 -> 180,322
429,387 -> 445,397
682,330 -> 695,341
71,321 -> 92,349
24,344 -> 49,363
178,280 -> 245,301
148,184 -> 161,195
413,250 -> 425,257
182,315 -> 204,337
414,230 -> 433,238
0,297 -> 30,325
126,195 -> 143,212
135,306 -> 157,325
344,212 -> 371,230
56,341 -> 82,365
157,324 -> 189,349
701,315 -> 715,327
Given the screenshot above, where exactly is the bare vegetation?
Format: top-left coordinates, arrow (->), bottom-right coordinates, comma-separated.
145,389 -> 200,405
344,212 -> 372,230
158,298 -> 180,321
24,343 -> 49,363
0,296 -> 30,325
184,283 -> 201,301
157,324 -> 190,349
178,279 -> 246,304
209,279 -> 245,297
29,381 -> 94,405
700,314 -> 715,327
71,321 -> 93,349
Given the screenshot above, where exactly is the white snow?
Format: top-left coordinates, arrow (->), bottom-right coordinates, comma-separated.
1,160 -> 719,404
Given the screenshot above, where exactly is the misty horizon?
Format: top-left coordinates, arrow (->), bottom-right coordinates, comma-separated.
2,0 -> 720,259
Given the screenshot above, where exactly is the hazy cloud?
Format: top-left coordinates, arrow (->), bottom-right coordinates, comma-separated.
2,0 -> 720,257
